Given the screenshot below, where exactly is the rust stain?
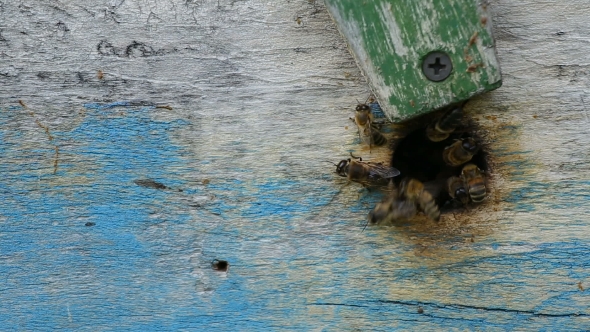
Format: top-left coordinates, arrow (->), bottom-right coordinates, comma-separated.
20,100 -> 59,175
53,146 -> 59,174
35,119 -> 54,141
97,70 -> 104,80
463,32 -> 479,63
578,282 -> 584,291
480,16 -> 488,26
467,63 -> 484,73
468,31 -> 479,48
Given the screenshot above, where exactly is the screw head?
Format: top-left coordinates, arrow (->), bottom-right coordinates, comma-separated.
422,52 -> 453,82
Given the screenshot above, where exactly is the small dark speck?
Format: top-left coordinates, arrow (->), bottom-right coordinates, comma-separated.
417,307 -> 424,314
85,222 -> 96,227
37,72 -> 50,79
556,31 -> 565,36
212,259 -> 229,272
134,179 -> 169,190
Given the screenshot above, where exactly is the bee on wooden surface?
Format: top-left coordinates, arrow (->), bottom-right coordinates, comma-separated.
446,176 -> 470,205
353,101 -> 387,150
442,137 -> 479,167
335,154 -> 400,188
426,106 -> 463,142
367,190 -> 417,226
400,178 -> 440,222
460,163 -> 487,203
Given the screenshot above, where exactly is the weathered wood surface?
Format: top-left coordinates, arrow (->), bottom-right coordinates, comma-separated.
0,0 -> 589,330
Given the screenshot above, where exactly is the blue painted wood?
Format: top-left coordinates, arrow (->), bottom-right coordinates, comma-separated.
1,103 -> 589,330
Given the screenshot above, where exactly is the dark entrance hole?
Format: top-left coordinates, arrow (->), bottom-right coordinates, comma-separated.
390,109 -> 489,212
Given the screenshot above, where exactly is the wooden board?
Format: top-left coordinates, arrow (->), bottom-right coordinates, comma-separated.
0,0 -> 589,330
324,0 -> 503,122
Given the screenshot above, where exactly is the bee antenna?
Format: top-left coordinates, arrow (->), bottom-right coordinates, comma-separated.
361,219 -> 369,233
364,95 -> 372,104
323,160 -> 338,166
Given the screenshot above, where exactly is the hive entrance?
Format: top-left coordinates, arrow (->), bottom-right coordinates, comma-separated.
390,111 -> 489,212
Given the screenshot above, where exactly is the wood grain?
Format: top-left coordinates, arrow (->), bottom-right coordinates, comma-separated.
0,0 -> 589,330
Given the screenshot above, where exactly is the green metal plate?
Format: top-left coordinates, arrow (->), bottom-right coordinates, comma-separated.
325,0 -> 502,122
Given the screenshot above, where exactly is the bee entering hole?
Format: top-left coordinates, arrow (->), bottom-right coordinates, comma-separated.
387,104 -> 490,217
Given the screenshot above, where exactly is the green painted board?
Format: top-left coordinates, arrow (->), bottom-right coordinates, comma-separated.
325,0 -> 502,122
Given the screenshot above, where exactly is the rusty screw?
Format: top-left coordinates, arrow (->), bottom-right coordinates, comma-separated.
422,52 -> 452,82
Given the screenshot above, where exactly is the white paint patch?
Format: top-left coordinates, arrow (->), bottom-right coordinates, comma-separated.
377,2 -> 409,57
333,8 -> 399,120
67,304 -> 72,323
481,45 -> 502,84
418,0 -> 438,50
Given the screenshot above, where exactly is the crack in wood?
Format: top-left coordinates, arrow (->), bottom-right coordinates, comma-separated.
375,299 -> 589,318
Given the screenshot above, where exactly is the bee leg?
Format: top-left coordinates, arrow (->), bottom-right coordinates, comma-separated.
356,186 -> 371,200
350,117 -> 362,140
368,129 -> 373,153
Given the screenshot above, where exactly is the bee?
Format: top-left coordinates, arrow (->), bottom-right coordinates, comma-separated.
426,106 -> 463,142
335,154 -> 400,188
460,163 -> 487,203
367,191 -> 417,226
446,176 -> 470,205
400,178 -> 440,222
353,101 -> 387,150
442,137 -> 479,167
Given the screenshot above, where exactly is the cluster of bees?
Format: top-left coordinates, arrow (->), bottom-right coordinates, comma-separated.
333,98 -> 488,227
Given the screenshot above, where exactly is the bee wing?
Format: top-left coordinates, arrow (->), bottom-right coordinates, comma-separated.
365,163 -> 401,180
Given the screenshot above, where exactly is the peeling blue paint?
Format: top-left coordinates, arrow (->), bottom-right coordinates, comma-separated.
2,102 -> 590,330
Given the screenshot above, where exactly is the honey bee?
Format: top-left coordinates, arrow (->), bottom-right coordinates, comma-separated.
367,189 -> 417,226
442,137 -> 479,167
460,163 -> 487,203
446,176 -> 470,205
400,178 -> 440,222
426,106 -> 463,142
353,102 -> 387,150
335,154 -> 400,188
